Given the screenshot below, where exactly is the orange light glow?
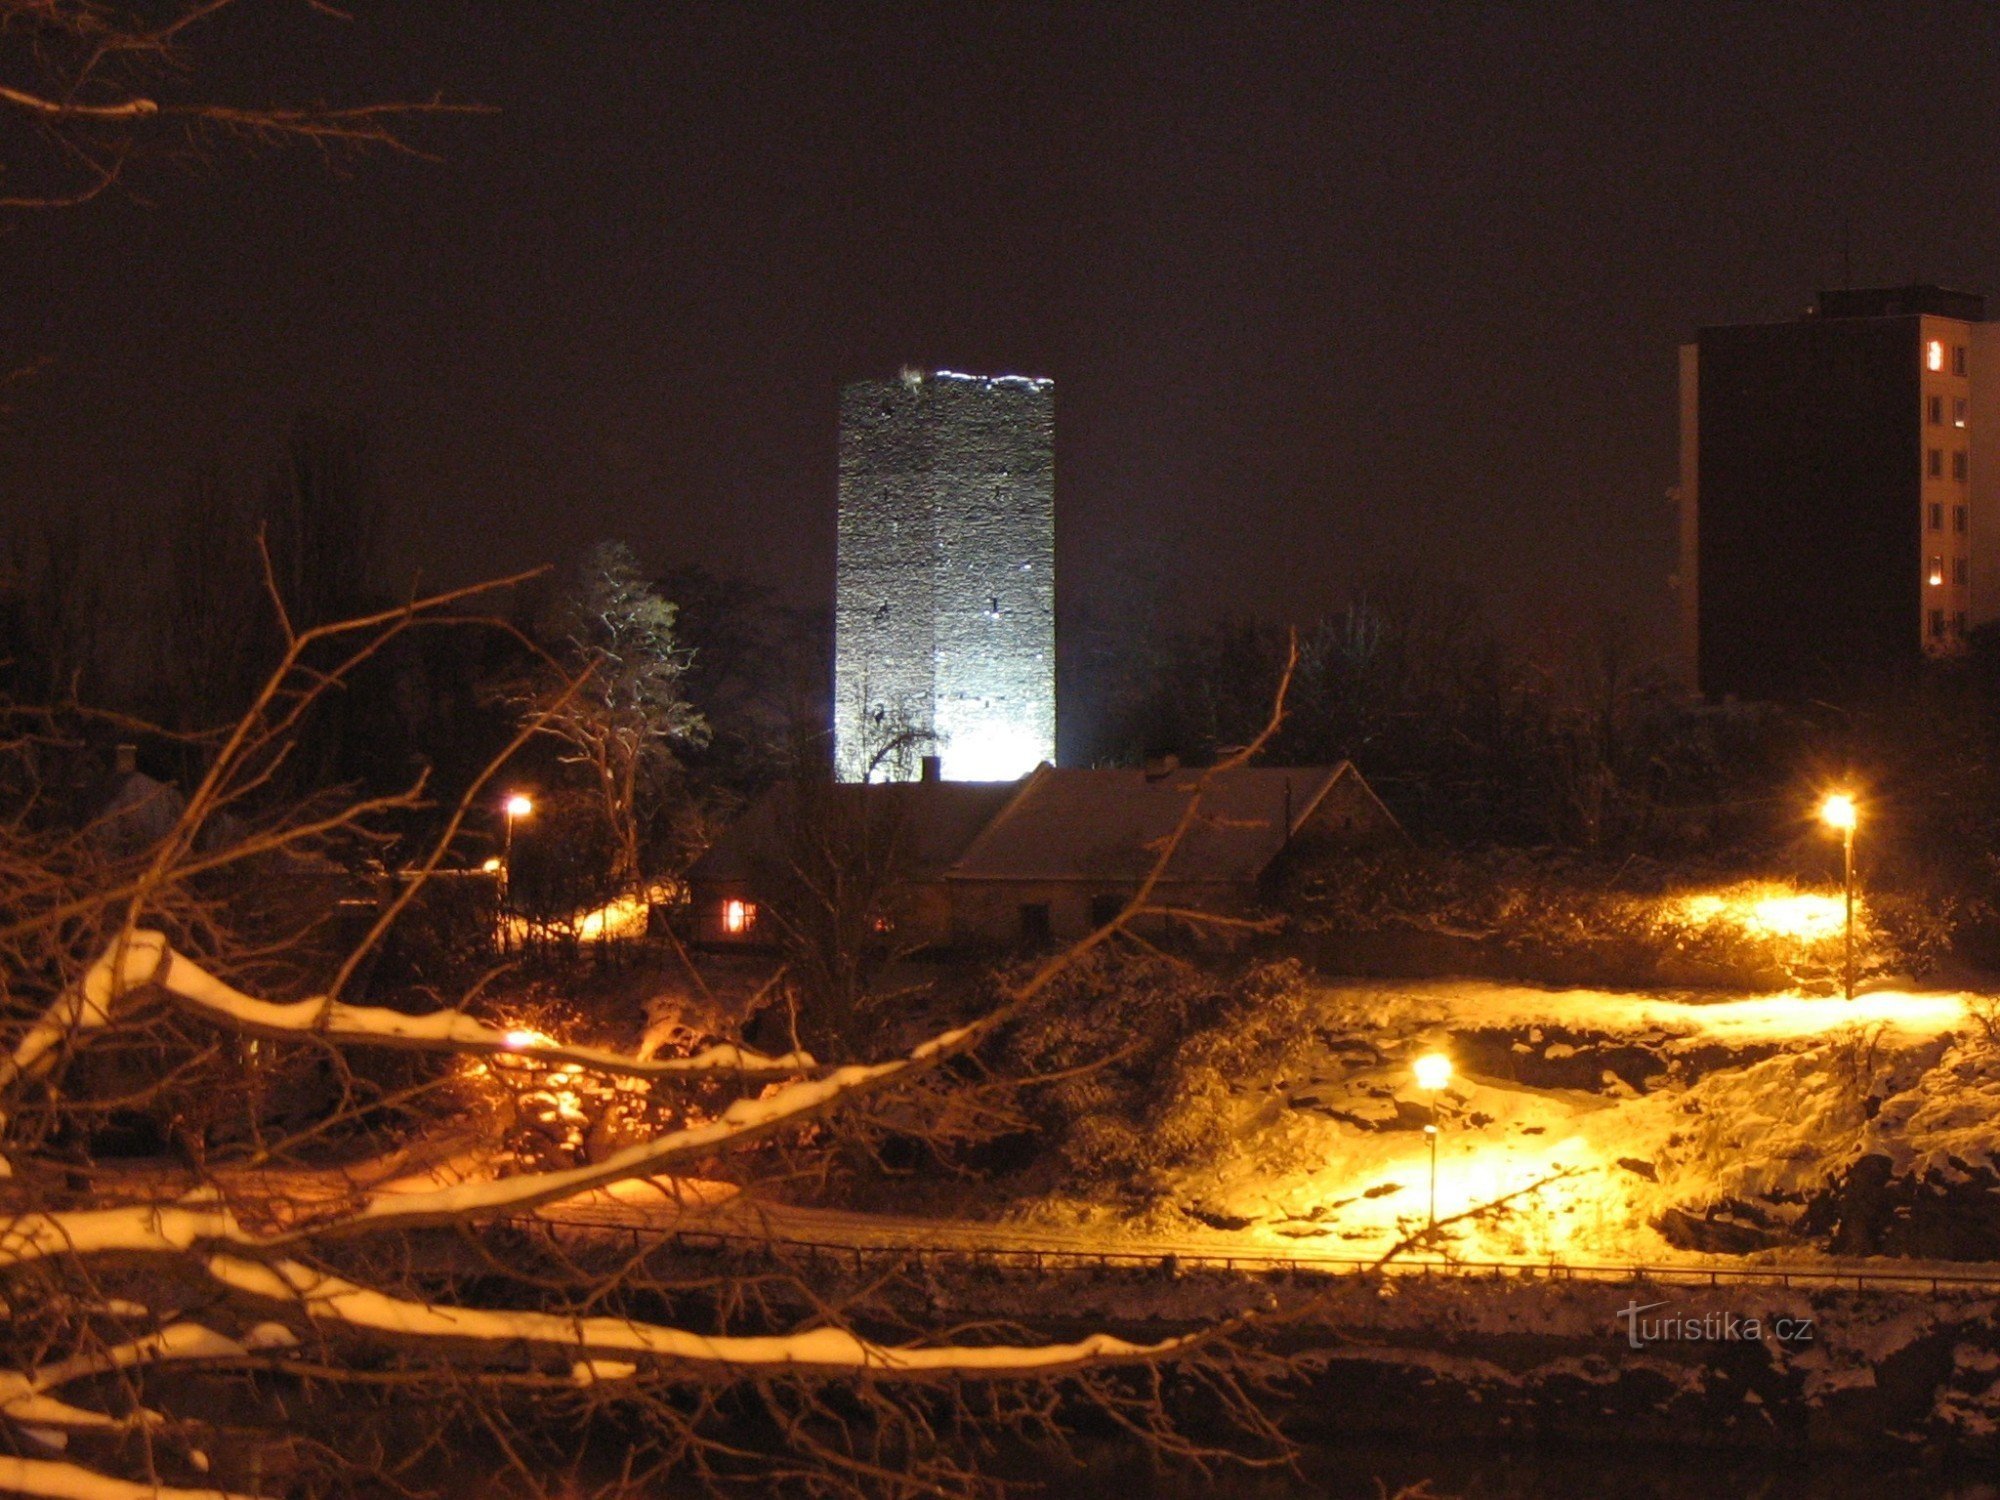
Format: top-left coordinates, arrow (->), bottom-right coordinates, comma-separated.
722,898 -> 755,935
505,794 -> 534,820
1670,884 -> 1854,943
1930,561 -> 1945,586
1928,339 -> 1946,372
1413,1052 -> 1453,1092
1819,793 -> 1858,833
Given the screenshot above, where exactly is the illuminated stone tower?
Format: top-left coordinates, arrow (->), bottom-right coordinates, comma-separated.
834,370 -> 1055,782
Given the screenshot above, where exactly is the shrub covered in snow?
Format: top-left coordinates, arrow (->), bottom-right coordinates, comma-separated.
1281,845 -> 1966,991
1003,956 -> 1322,1193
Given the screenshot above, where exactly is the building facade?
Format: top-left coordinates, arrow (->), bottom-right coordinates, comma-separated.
682,760 -> 1399,951
1676,286 -> 2000,700
833,370 -> 1055,781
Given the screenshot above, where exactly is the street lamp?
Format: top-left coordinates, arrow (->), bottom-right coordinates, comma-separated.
502,793 -> 534,915
1413,1051 -> 1453,1229
1818,792 -> 1858,1000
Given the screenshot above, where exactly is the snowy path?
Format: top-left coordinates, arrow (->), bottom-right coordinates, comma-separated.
523,1190 -> 2000,1293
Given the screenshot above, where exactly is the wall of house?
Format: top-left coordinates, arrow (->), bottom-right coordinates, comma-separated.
946,879 -> 1251,946
1300,773 -> 1400,842
687,880 -> 959,952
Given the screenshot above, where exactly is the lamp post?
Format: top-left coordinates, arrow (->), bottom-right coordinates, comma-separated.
1413,1051 -> 1453,1229
502,793 -> 533,929
1819,793 -> 1858,1000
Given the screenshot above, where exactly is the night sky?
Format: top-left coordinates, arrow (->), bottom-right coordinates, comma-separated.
7,2 -> 2000,654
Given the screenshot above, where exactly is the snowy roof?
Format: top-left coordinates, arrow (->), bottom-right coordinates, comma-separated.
685,779 -> 1025,886
945,763 -> 1370,886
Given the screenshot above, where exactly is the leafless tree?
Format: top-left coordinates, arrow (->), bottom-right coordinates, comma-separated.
512,541 -> 710,894
0,595 -> 1327,1498
0,0 -> 476,210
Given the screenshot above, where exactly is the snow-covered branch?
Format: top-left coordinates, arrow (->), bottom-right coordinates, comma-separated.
0,930 -> 170,1126
205,1255 -> 1190,1380
0,930 -> 809,1140
0,1456 -> 262,1500
0,1320 -> 291,1434
154,940 -> 813,1078
0,1029 -> 970,1269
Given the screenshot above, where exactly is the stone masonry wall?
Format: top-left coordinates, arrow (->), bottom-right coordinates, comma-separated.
834,371 -> 1054,781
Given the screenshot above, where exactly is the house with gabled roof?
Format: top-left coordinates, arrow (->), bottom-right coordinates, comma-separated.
682,758 -> 1397,950
941,760 -> 1398,944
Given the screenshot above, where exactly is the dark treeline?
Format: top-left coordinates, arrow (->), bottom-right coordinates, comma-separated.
10,441 -> 2000,930
0,418 -> 826,894
1069,577 -> 2000,918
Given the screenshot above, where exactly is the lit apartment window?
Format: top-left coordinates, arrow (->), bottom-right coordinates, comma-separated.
1932,608 -> 1948,638
1929,395 -> 1944,425
1955,451 -> 1970,481
1930,449 -> 1945,478
1956,557 -> 1970,587
1928,340 -> 1946,371
1956,398 -> 1970,428
1931,502 -> 1945,530
722,898 -> 756,935
1957,505 -> 1969,534
1930,557 -> 1945,586
1955,345 -> 1969,376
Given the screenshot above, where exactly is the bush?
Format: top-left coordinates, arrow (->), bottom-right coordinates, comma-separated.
1002,955 -> 1319,1191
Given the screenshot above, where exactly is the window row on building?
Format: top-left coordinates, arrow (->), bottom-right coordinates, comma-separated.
1926,339 -> 1969,375
1926,394 -> 1971,427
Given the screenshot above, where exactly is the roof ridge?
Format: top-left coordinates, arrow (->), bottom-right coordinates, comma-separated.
943,762 -> 1050,874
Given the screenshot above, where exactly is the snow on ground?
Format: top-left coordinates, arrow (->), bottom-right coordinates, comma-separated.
1120,978 -> 2000,1267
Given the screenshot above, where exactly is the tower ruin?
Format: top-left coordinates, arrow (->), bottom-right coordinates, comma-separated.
833,370 -> 1054,782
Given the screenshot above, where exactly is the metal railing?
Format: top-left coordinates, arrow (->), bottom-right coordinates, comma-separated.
521,1214 -> 2000,1297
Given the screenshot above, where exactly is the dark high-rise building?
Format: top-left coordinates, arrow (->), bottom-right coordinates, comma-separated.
833,370 -> 1055,782
1676,286 -> 2000,700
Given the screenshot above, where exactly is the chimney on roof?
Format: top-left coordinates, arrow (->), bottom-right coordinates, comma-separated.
114,744 -> 137,777
920,754 -> 942,783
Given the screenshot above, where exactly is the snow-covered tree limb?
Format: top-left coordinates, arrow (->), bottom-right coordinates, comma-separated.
0,1320 -> 289,1433
153,937 -> 813,1079
0,930 -> 810,1145
0,1028 -> 971,1268
0,1456 -> 262,1500
204,1255 -> 1191,1380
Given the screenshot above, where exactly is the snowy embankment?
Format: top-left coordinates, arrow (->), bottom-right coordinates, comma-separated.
1111,978 -> 2000,1266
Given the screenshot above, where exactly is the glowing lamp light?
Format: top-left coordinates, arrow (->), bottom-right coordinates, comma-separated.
1929,340 -> 1946,372
480,856 -> 502,873
502,1029 -> 546,1051
1819,793 -> 1857,833
722,898 -> 754,935
505,794 -> 535,820
1413,1052 -> 1453,1092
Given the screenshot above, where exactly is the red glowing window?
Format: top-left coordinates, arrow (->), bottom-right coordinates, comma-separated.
722,898 -> 755,935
